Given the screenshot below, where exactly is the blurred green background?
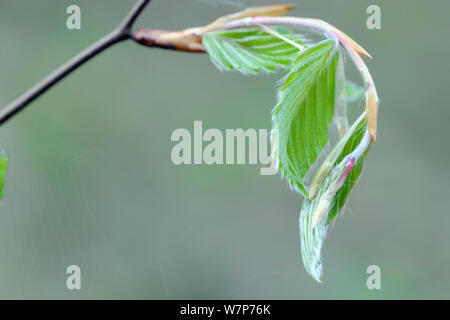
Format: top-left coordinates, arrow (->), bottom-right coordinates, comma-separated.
0,0 -> 449,299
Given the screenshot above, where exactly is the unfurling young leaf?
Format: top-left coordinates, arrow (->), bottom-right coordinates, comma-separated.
301,117 -> 370,281
326,118 -> 370,224
309,113 -> 365,199
203,27 -> 305,72
300,156 -> 355,281
0,152 -> 8,199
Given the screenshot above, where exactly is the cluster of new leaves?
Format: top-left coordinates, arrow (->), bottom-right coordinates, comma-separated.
203,27 -> 372,281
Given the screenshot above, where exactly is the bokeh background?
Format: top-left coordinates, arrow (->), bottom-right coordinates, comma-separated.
0,0 -> 448,299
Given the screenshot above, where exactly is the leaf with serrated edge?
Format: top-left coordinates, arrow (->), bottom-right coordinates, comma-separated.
203,27 -> 305,73
273,39 -> 338,196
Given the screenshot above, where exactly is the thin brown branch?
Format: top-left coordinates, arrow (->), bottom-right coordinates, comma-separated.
0,0 -> 151,126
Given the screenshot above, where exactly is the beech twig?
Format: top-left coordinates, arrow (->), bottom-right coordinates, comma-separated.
0,2 -> 378,140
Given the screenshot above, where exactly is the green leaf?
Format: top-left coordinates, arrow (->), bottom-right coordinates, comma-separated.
326,119 -> 370,224
203,27 -> 305,73
300,121 -> 371,282
346,80 -> 365,103
272,39 -> 338,195
0,152 -> 8,199
309,113 -> 365,199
